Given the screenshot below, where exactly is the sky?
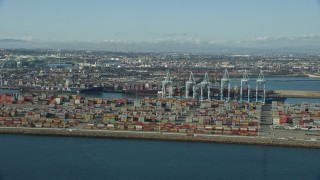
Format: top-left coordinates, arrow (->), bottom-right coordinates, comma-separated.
1,0 -> 320,52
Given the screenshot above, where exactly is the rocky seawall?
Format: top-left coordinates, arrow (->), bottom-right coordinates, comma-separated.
1,128 -> 320,149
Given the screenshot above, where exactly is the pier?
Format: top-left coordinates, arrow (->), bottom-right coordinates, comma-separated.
272,90 -> 320,98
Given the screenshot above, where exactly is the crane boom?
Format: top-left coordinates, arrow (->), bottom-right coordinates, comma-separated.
0,59 -> 6,93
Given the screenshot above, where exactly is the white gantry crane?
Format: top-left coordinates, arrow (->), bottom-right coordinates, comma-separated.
240,70 -> 250,102
161,70 -> 173,98
256,70 -> 266,104
185,72 -> 195,99
65,79 -> 71,91
201,72 -> 211,100
220,69 -> 230,101
193,72 -> 211,101
0,59 -> 7,94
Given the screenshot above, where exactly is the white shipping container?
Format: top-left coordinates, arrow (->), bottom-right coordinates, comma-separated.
273,118 -> 280,125
216,121 -> 222,126
55,98 -> 61,105
314,120 -> 320,125
169,116 -> 176,121
35,123 -> 42,128
198,116 -> 204,123
138,117 -> 145,122
186,116 -> 192,123
272,101 -> 277,106
120,115 -> 128,121
134,100 -> 141,107
97,124 -> 105,128
135,125 -> 143,130
107,124 -> 115,128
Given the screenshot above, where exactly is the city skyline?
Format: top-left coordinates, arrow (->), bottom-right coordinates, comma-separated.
1,0 -> 320,52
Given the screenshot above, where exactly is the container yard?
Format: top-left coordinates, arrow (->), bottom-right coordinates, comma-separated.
0,93 -> 261,136
272,101 -> 320,131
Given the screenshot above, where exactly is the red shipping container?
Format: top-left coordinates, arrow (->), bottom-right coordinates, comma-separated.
278,110 -> 283,115
248,132 -> 257,136
280,116 -> 287,123
232,130 -> 240,135
13,118 -> 21,121
4,121 -> 13,126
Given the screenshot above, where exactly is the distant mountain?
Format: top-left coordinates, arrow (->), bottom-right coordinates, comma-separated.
1,40 -> 320,54
0,39 -> 27,43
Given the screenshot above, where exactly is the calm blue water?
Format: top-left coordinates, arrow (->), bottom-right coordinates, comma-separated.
0,134 -> 319,180
229,77 -> 320,91
229,77 -> 320,103
264,77 -> 320,104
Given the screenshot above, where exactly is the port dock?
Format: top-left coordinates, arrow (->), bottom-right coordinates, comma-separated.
273,90 -> 320,98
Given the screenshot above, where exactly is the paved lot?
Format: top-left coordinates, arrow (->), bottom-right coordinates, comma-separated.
259,125 -> 320,141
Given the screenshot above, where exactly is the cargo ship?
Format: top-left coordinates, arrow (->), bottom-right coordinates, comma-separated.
102,87 -> 159,96
70,86 -> 103,93
103,83 -> 160,96
102,86 -> 123,93
102,88 -> 123,93
20,86 -> 104,94
20,86 -> 73,93
265,97 -> 287,104
122,89 -> 159,96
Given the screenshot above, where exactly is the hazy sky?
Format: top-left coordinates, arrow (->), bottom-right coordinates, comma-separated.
1,0 -> 320,51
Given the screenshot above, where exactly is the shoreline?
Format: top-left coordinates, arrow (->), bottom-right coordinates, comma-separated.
306,74 -> 320,78
1,127 -> 319,149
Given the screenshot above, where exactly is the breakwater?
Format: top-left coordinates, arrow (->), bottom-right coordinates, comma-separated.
273,90 -> 320,98
1,127 -> 319,149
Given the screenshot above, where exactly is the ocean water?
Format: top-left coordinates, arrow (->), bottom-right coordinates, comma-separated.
229,77 -> 320,91
0,134 -> 319,180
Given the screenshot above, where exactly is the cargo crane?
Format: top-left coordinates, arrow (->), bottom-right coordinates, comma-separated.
161,70 -> 173,98
214,65 -> 219,83
185,72 -> 195,99
240,70 -> 250,102
201,72 -> 211,101
192,72 -> 211,101
0,59 -> 7,93
256,70 -> 266,104
65,79 -> 71,91
220,69 -> 230,101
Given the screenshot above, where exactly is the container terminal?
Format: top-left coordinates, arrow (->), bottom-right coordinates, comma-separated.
0,68 -> 272,136
0,93 -> 261,135
0,92 -> 319,148
0,50 -> 319,147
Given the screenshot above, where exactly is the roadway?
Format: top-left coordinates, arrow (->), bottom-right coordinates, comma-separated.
1,124 -> 319,142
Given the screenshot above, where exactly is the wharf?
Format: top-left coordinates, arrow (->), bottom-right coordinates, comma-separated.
273,90 -> 320,98
0,127 -> 319,149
